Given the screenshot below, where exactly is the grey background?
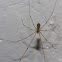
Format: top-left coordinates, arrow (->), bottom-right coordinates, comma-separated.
0,0 -> 62,62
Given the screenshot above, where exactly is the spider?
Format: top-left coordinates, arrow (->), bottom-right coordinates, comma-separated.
17,0 -> 57,62
1,0 -> 57,62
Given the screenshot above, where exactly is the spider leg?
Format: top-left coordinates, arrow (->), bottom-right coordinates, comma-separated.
19,33 -> 36,62
14,32 -> 35,43
4,32 -> 35,43
40,0 -> 57,29
28,1 -> 36,29
40,32 -> 56,49
39,33 -> 46,62
21,18 -> 35,31
40,24 -> 57,32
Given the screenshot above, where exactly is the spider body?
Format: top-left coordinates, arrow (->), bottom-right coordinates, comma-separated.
36,23 -> 40,33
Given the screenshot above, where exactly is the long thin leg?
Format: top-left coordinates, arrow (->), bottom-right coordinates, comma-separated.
39,33 -> 46,62
40,24 -> 57,31
6,32 -> 35,43
40,0 -> 57,29
40,28 -> 56,31
28,1 -> 36,29
19,33 -> 36,62
21,18 -> 35,31
15,32 -> 35,42
40,32 -> 55,49
40,29 -> 51,31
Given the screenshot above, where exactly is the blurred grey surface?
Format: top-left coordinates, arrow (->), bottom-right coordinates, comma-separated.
0,0 -> 62,62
